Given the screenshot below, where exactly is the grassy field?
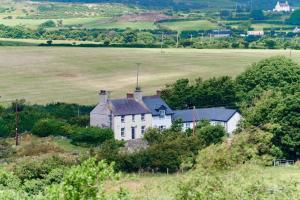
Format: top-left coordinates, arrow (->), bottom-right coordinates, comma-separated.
109,166 -> 300,200
0,47 -> 299,105
159,20 -> 219,31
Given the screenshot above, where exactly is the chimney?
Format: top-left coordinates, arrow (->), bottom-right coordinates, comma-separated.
127,93 -> 134,99
99,90 -> 108,105
156,90 -> 162,96
134,87 -> 142,102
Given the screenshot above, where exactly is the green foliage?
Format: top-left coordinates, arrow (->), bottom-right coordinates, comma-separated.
13,155 -> 67,181
0,118 -> 9,137
71,127 -> 114,146
287,9 -> 300,25
176,164 -> 299,200
0,170 -> 21,190
196,120 -> 226,146
244,91 -> 300,159
236,56 -> 300,104
161,76 -> 236,109
39,20 -> 56,28
32,118 -> 73,137
43,158 -> 126,200
250,10 -> 265,20
196,129 -> 276,171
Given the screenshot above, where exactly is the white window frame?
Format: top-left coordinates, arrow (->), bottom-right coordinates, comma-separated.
121,116 -> 125,123
141,114 -> 145,121
141,126 -> 146,135
121,128 -> 125,138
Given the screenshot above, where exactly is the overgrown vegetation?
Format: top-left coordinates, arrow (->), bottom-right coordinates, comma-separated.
0,56 -> 299,199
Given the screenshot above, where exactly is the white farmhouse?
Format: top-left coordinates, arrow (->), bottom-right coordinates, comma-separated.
273,1 -> 294,12
173,107 -> 241,135
90,89 -> 173,141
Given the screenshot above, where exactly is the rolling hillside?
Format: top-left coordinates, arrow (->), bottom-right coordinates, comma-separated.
35,0 -> 300,10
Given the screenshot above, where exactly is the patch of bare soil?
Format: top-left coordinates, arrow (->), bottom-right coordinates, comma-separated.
116,12 -> 175,22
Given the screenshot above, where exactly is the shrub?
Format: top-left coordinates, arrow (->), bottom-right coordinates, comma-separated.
0,170 -> 21,190
13,155 -> 68,181
43,158 -> 127,200
31,118 -> 73,137
71,127 -> 114,146
0,117 -> 9,137
196,120 -> 226,146
196,129 -> 275,171
176,164 -> 299,200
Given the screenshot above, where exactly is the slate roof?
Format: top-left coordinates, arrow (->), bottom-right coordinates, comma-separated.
142,95 -> 174,116
110,99 -> 150,116
173,107 -> 238,123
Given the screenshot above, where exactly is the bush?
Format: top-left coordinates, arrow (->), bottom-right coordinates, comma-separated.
196,120 -> 226,146
176,164 -> 299,200
196,129 -> 275,171
0,117 -> 9,138
31,118 -> 73,137
71,127 -> 114,146
42,158 -> 127,200
13,155 -> 68,181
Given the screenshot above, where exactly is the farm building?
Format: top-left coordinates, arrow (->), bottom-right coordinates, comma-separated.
90,88 -> 241,140
90,89 -> 173,140
247,31 -> 264,36
210,29 -> 231,38
173,108 -> 241,135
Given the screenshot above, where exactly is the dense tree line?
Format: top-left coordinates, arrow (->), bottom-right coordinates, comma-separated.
161,56 -> 300,159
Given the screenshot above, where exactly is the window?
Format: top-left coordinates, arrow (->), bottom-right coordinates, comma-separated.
185,123 -> 191,128
159,110 -> 166,118
132,115 -> 135,122
141,114 -> 145,121
121,116 -> 125,123
121,128 -> 125,138
141,126 -> 146,135
159,126 -> 166,131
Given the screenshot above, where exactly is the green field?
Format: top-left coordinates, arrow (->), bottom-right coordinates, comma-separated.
0,47 -> 299,105
159,20 -> 219,31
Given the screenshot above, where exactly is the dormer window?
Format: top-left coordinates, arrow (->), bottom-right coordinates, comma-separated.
159,110 -> 166,118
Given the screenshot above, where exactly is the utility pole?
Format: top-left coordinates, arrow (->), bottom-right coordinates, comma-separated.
15,99 -> 19,146
192,106 -> 196,135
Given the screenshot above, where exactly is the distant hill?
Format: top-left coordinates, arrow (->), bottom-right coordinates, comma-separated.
39,0 -> 300,10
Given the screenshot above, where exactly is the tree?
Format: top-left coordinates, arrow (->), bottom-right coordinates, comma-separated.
264,39 -> 277,49
39,20 -> 56,28
196,120 -> 226,146
71,127 -> 114,146
250,10 -> 265,20
286,9 -> 300,25
0,118 -> 9,137
236,56 -> 300,104
31,118 -> 72,137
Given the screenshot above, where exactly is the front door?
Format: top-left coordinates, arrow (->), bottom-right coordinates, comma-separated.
131,127 -> 136,139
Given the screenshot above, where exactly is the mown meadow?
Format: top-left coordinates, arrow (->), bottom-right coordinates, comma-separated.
0,47 -> 299,104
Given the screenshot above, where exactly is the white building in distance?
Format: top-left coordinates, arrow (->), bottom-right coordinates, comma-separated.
273,1 -> 294,12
